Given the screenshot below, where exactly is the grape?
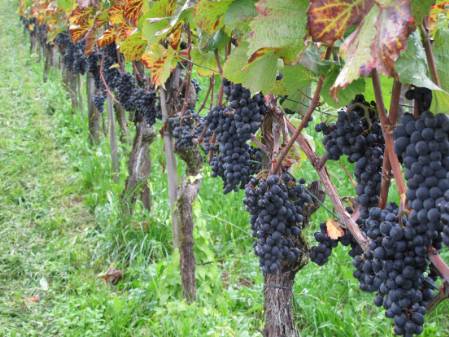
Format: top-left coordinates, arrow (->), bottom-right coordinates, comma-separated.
205,81 -> 267,193
168,110 -> 204,151
245,173 -> 313,273
309,223 -> 338,266
316,95 -> 384,210
394,112 -> 449,250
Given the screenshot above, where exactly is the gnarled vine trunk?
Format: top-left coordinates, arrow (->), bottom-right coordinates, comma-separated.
263,181 -> 324,337
122,121 -> 155,215
177,147 -> 203,302
86,73 -> 101,145
264,271 -> 298,337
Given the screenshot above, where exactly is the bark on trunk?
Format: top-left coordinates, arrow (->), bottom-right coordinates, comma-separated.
107,94 -> 120,182
122,121 -> 155,215
160,88 -> 181,247
177,148 -> 203,302
264,271 -> 298,337
114,102 -> 128,143
87,73 -> 101,145
43,46 -> 52,82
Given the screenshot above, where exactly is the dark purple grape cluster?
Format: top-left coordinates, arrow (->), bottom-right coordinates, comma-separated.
439,200 -> 449,246
309,223 -> 338,265
354,204 -> 435,337
58,37 -> 88,75
315,95 -> 384,209
394,112 -> 449,250
168,110 -> 204,151
244,174 -> 313,273
224,80 -> 267,141
97,44 -> 158,125
206,81 -> 267,193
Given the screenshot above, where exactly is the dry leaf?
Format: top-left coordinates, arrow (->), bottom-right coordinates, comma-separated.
99,268 -> 123,285
326,219 -> 345,240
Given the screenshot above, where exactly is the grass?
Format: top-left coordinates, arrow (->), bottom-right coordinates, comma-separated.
0,0 -> 448,336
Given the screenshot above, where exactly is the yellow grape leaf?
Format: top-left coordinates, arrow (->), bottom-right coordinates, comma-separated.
167,22 -> 182,50
69,6 -> 92,25
97,28 -> 116,48
84,28 -> 96,55
118,32 -> 147,61
109,5 -> 126,25
69,24 -> 90,43
124,0 -> 144,26
326,219 -> 345,240
141,45 -> 176,86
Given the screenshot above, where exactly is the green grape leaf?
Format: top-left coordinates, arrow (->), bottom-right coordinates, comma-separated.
396,31 -> 449,112
247,0 -> 308,57
433,26 -> 449,93
223,42 -> 278,93
192,0 -> 233,34
410,0 -> 434,25
224,0 -> 256,33
272,64 -> 313,98
322,66 -> 366,107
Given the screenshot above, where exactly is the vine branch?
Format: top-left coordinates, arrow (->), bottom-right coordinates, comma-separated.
271,46 -> 332,174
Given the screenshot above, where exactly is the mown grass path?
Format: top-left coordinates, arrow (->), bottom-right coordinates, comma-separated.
0,2 -> 99,335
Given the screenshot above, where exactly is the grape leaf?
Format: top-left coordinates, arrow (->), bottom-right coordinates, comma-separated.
223,0 -> 256,33
193,0 -> 233,34
97,28 -> 116,48
332,1 -> 414,95
141,45 -> 176,86
322,66 -> 366,107
119,32 -> 147,61
410,0 -> 434,25
124,0 -> 144,26
223,42 -> 278,93
326,219 -> 345,240
396,31 -> 439,90
57,0 -> 72,11
308,0 -> 374,45
272,64 -> 312,98
396,31 -> 449,112
433,26 -> 449,93
247,0 -> 307,57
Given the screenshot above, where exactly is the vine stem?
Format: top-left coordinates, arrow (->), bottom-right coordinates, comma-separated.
271,46 -> 332,174
215,50 -> 224,106
99,54 -> 120,105
372,71 -> 449,291
285,120 -> 369,251
378,80 -> 402,208
180,25 -> 193,115
420,25 -> 441,86
371,70 -> 407,209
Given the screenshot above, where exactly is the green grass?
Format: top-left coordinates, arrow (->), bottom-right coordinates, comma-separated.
0,1 -> 448,336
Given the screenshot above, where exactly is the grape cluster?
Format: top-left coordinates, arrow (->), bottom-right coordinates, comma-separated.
309,223 -> 338,266
439,201 -> 449,247
244,174 -> 313,273
223,80 -> 267,141
168,110 -> 204,151
354,205 -> 435,337
96,44 -> 159,125
394,112 -> 449,250
206,81 -> 267,193
316,95 -> 384,209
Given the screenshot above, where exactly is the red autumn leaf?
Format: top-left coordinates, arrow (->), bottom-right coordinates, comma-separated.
332,1 -> 414,96
308,0 -> 374,45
